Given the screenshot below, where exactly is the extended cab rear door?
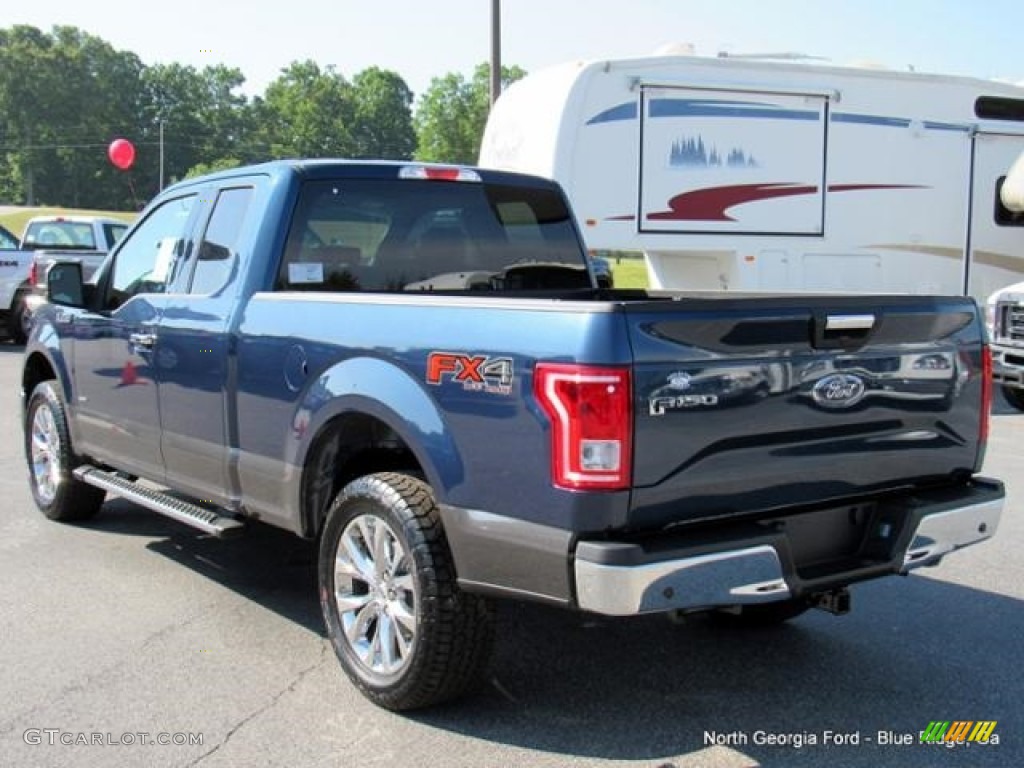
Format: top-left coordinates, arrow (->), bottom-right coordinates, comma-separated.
156,183 -> 258,505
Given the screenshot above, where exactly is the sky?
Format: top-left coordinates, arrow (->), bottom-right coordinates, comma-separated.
5,0 -> 1024,99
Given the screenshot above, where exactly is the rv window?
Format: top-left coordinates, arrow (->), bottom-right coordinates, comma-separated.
995,177 -> 1024,227
975,97 -> 1024,122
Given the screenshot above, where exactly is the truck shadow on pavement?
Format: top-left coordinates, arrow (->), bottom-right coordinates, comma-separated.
86,499 -> 1023,766
91,499 -> 323,636
418,578 -> 1022,766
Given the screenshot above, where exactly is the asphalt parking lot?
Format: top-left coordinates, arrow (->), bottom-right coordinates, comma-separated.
0,341 -> 1021,768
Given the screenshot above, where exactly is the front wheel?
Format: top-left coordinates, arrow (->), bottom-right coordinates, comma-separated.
1002,385 -> 1024,412
318,472 -> 495,710
25,381 -> 106,521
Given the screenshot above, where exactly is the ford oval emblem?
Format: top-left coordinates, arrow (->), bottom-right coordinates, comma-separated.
812,373 -> 867,408
667,372 -> 692,390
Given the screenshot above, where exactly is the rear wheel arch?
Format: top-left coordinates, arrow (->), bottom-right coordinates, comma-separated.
299,410 -> 434,539
290,357 -> 465,538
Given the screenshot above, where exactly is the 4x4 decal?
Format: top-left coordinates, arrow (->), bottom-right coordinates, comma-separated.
426,352 -> 514,396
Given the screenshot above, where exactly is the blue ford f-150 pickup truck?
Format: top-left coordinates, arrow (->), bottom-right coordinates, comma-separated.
22,159 -> 1004,710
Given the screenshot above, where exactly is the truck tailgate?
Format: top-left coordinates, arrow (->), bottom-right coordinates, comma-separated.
625,294 -> 985,529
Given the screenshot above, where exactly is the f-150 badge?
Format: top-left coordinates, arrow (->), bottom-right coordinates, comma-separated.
648,370 -> 719,415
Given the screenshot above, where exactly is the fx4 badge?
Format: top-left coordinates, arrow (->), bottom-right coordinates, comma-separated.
812,373 -> 867,408
427,352 -> 514,396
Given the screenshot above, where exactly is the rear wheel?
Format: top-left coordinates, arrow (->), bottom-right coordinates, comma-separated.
25,381 -> 106,521
1002,386 -> 1024,412
318,472 -> 494,710
7,292 -> 31,344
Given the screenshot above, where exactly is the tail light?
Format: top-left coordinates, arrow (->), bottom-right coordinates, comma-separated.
980,344 -> 992,450
29,261 -> 37,287
534,363 -> 632,490
399,165 -> 481,182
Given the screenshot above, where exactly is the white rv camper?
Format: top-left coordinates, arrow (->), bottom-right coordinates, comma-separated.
987,148 -> 1024,410
479,54 -> 1024,302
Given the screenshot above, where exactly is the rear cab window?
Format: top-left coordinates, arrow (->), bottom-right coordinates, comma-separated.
23,220 -> 97,250
276,176 -> 589,293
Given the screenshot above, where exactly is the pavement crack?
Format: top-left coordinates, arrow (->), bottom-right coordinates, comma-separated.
0,607 -> 213,738
187,642 -> 329,766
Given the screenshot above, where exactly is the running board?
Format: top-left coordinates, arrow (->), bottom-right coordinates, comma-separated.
73,466 -> 244,538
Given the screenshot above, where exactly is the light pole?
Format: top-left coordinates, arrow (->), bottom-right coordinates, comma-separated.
159,119 -> 165,191
490,0 -> 501,106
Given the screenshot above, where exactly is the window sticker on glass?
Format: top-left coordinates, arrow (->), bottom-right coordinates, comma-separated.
151,237 -> 178,282
289,262 -> 324,284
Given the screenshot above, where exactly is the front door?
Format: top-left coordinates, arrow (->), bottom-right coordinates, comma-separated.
73,193 -> 198,481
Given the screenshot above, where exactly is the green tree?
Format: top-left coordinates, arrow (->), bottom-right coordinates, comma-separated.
0,25 -> 148,208
349,67 -> 415,159
255,60 -> 355,158
414,62 -> 526,164
142,63 -> 253,192
184,157 -> 243,178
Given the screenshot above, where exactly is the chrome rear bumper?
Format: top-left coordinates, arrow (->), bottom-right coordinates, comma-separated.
575,544 -> 791,616
574,480 -> 1004,616
900,497 -> 1002,571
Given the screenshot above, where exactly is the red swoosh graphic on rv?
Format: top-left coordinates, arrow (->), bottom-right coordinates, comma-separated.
630,183 -> 925,222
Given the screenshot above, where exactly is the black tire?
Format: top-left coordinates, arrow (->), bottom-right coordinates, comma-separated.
318,472 -> 495,710
710,598 -> 812,628
7,292 -> 30,344
1002,386 -> 1024,412
24,381 -> 106,521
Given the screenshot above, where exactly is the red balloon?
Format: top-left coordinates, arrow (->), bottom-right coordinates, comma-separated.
108,138 -> 136,170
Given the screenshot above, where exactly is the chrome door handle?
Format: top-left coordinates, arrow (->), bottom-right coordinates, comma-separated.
129,332 -> 156,349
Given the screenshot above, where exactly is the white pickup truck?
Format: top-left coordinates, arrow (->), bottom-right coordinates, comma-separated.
988,281 -> 1024,411
989,152 -> 1024,410
1,215 -> 128,343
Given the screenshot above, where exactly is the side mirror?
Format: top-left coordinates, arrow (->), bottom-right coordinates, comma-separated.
47,261 -> 85,307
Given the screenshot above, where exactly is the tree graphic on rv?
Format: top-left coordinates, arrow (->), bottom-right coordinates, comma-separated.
669,136 -> 757,168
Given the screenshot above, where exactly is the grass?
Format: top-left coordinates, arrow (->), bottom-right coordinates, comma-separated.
0,206 -> 136,240
610,256 -> 650,289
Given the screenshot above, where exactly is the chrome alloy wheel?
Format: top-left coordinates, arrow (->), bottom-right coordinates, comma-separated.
30,403 -> 62,505
333,513 -> 418,677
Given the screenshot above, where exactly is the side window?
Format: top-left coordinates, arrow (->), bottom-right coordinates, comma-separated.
190,187 -> 253,295
104,222 -> 128,247
107,195 -> 195,309
495,201 -> 544,245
